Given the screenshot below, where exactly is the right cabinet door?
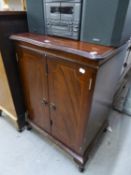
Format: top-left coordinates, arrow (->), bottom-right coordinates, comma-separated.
47,54 -> 96,153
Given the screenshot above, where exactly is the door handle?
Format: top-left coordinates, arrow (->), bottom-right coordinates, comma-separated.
50,103 -> 56,111
41,98 -> 48,105
89,78 -> 93,91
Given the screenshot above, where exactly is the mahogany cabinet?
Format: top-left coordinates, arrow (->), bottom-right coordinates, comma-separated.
11,33 -> 128,171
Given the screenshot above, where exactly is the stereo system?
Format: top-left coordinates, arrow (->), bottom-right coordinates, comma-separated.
26,0 -> 131,46
44,0 -> 82,40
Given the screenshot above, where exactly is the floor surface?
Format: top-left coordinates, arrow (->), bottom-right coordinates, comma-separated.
0,110 -> 131,175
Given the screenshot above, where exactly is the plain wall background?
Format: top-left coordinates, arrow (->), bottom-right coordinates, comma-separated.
0,0 -> 23,10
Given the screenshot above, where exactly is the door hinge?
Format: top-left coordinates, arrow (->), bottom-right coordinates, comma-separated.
16,53 -> 19,62
50,120 -> 53,126
46,63 -> 48,74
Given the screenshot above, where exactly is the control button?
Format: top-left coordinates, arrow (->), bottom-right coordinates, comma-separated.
73,28 -> 79,32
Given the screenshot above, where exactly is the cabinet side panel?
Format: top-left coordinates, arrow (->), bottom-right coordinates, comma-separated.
0,13 -> 28,119
83,48 -> 127,151
0,52 -> 17,119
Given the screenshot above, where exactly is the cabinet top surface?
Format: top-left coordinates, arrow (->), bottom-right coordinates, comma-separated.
0,11 -> 26,16
10,33 -> 125,60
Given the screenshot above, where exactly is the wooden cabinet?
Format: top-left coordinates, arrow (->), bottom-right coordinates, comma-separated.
0,12 -> 28,131
11,33 -> 128,171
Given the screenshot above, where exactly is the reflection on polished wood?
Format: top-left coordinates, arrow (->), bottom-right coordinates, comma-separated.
0,53 -> 17,120
10,33 -> 114,60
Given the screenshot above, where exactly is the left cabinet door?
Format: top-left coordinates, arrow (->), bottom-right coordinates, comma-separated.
17,47 -> 51,133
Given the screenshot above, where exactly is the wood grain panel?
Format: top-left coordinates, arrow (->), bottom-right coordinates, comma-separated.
0,53 -> 17,120
17,47 -> 51,132
47,54 -> 96,154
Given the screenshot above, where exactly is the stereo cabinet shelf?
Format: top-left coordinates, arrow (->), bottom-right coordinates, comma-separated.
10,33 -> 128,171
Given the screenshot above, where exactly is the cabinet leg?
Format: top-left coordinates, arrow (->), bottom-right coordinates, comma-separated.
26,122 -> 32,131
103,123 -> 109,133
79,165 -> 85,173
17,113 -> 26,132
18,127 -> 24,133
0,110 -> 2,116
103,128 -> 108,133
73,158 -> 86,173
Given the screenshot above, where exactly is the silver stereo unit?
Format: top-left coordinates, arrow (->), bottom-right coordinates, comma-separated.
44,0 -> 82,40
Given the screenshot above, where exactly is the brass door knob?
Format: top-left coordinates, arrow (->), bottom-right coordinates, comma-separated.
50,103 -> 56,110
41,98 -> 48,105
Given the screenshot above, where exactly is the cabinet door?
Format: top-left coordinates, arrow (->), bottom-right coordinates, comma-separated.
18,48 -> 50,132
47,55 -> 96,153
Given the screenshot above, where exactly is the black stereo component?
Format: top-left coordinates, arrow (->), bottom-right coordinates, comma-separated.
26,0 -> 45,34
26,0 -> 131,45
80,0 -> 131,46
